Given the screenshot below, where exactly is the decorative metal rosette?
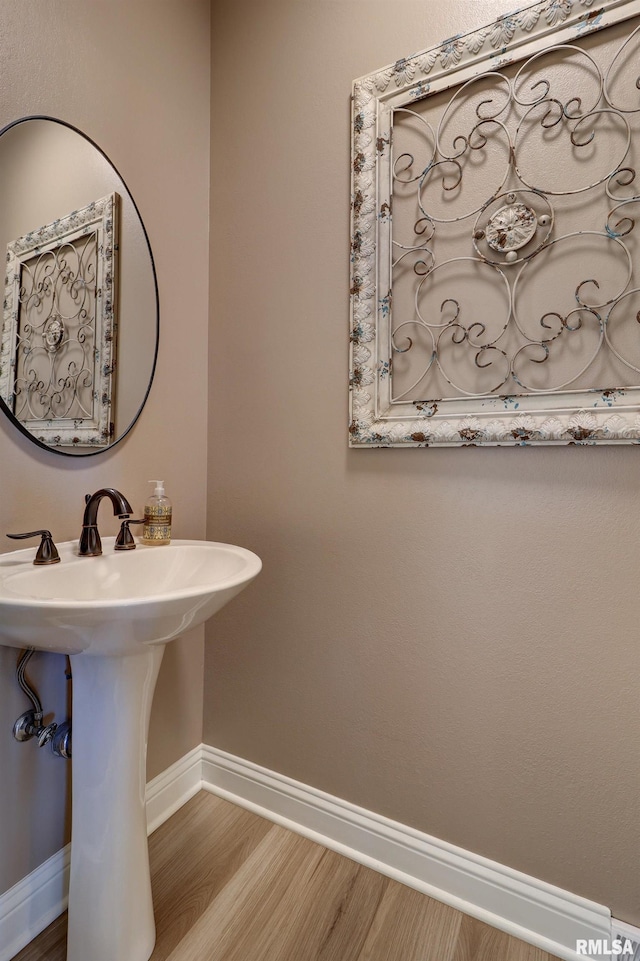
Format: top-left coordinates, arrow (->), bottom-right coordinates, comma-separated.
473,191 -> 554,265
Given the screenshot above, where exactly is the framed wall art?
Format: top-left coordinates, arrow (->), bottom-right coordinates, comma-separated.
0,192 -> 118,449
349,0 -> 640,446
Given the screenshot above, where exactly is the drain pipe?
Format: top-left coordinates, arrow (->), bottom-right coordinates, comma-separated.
13,648 -> 72,759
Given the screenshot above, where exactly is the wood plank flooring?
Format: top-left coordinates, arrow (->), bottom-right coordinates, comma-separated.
12,790 -> 562,961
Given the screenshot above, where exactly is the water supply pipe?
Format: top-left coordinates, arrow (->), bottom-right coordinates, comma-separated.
12,648 -> 72,758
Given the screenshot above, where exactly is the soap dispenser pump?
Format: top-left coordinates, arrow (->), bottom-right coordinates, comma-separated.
142,480 -> 172,545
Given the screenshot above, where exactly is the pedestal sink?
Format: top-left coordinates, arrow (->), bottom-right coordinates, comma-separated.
0,537 -> 261,961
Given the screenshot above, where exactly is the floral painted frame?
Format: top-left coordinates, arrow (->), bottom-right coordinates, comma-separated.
349,0 -> 640,446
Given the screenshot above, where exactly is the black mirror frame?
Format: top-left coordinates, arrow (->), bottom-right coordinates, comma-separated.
0,115 -> 159,457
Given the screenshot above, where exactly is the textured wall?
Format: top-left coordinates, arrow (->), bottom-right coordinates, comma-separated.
206,0 -> 640,925
0,0 -> 210,896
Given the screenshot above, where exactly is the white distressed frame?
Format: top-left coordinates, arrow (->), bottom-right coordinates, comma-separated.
0,193 -> 118,449
349,0 -> 640,447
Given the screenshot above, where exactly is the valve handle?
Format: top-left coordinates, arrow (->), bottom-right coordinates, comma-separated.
115,518 -> 144,551
7,530 -> 61,565
7,529 -> 51,540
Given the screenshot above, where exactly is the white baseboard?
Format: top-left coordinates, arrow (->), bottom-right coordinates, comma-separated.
0,844 -> 70,961
201,745 -> 613,961
146,743 -> 203,835
0,743 -> 617,961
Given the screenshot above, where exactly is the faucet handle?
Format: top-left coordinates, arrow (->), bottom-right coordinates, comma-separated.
7,530 -> 61,565
115,518 -> 144,551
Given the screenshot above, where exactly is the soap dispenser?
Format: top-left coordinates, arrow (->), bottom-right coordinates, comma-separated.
142,480 -> 172,545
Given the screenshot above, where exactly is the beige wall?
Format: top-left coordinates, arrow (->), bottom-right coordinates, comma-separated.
2,0 -> 638,934
206,0 -> 640,926
0,0 -> 210,896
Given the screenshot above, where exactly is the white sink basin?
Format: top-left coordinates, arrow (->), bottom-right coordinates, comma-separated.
0,536 -> 261,961
0,537 -> 262,655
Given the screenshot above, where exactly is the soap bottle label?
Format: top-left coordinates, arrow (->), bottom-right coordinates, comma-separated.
143,506 -> 172,543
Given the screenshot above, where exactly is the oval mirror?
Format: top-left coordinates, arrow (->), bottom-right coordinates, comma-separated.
0,116 -> 158,456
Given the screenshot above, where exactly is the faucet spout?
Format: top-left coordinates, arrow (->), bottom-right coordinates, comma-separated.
79,488 -> 134,557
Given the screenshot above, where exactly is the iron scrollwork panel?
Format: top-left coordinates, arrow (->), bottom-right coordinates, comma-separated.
0,193 -> 118,449
349,0 -> 640,446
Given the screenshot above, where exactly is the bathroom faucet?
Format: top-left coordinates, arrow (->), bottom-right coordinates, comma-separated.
79,488 -> 134,556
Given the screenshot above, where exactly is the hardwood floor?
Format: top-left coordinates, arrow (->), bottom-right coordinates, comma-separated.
11,790 -> 562,961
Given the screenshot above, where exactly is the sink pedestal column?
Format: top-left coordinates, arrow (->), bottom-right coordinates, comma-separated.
66,646 -> 165,961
